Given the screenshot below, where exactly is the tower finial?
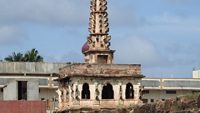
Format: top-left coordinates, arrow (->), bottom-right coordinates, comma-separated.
89,0 -> 109,35
82,0 -> 115,64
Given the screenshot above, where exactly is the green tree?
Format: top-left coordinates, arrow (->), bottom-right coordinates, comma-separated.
4,48 -> 43,62
24,48 -> 43,62
4,52 -> 24,62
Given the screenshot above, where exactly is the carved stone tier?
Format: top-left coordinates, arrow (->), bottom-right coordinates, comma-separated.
89,0 -> 109,35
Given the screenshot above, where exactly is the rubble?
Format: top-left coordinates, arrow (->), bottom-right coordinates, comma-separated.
61,94 -> 200,113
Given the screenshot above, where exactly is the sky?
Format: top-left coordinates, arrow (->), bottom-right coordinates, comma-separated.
0,0 -> 200,78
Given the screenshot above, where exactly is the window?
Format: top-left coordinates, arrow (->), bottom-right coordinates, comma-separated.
142,99 -> 148,103
166,90 -> 176,94
0,88 -> 3,93
97,55 -> 108,64
192,91 -> 200,94
142,90 -> 149,94
151,99 -> 154,103
162,99 -> 165,101
125,83 -> 134,99
82,83 -> 90,99
18,81 -> 27,100
102,83 -> 114,99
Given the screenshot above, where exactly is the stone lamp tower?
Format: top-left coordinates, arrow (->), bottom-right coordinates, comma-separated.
82,0 -> 115,64
56,0 -> 144,112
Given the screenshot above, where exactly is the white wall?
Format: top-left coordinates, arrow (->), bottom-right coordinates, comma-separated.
4,80 -> 17,100
143,90 -> 192,103
28,80 -> 39,100
3,79 -> 40,100
0,89 -> 3,100
193,70 -> 200,78
39,88 -> 57,100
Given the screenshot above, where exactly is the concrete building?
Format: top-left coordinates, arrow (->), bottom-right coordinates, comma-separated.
193,70 -> 200,78
141,78 -> 200,103
55,0 -> 144,112
1,62 -> 200,108
0,62 -> 67,111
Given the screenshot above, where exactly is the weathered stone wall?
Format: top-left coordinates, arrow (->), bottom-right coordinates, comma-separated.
57,77 -> 142,111
59,63 -> 142,78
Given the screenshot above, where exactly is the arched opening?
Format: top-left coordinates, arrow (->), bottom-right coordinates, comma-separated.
81,83 -> 90,99
102,83 -> 114,99
126,83 -> 134,99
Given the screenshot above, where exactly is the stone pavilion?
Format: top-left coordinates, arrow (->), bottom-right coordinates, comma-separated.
56,0 -> 144,112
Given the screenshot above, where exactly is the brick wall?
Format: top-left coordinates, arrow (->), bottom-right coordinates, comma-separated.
0,100 -> 46,113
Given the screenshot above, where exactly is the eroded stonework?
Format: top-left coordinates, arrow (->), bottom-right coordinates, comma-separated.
56,64 -> 144,112
59,63 -> 141,78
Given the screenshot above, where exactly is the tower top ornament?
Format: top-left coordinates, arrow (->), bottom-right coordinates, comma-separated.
89,0 -> 109,35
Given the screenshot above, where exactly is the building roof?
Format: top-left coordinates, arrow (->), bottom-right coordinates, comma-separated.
0,62 -> 68,75
142,78 -> 200,90
58,63 -> 143,78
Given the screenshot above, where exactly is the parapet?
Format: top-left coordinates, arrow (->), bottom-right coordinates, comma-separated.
59,63 -> 143,78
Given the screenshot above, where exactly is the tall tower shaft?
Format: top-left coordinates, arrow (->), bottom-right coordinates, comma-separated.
89,0 -> 109,35
82,0 -> 115,64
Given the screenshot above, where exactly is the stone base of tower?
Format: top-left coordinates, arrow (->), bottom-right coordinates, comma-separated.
83,50 -> 115,64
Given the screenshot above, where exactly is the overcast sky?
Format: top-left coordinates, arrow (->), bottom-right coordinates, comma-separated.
0,0 -> 200,78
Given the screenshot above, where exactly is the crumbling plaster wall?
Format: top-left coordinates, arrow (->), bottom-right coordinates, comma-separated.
58,77 -> 142,109
69,77 -> 141,100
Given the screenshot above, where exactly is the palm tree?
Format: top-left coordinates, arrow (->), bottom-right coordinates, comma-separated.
24,48 -> 43,62
4,48 -> 44,62
4,52 -> 24,62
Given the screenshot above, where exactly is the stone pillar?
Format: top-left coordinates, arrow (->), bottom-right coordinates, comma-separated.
90,83 -> 96,100
78,84 -> 83,100
134,84 -> 140,100
68,85 -> 72,105
122,84 -> 126,100
56,89 -> 62,109
75,85 -> 78,99
63,88 -> 67,103
114,84 -> 120,100
74,82 -> 80,105
99,84 -> 103,100
93,82 -> 100,105
71,83 -> 75,103
119,83 -> 123,100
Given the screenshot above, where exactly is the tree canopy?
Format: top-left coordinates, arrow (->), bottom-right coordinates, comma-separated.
4,48 -> 43,62
4,52 -> 24,62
